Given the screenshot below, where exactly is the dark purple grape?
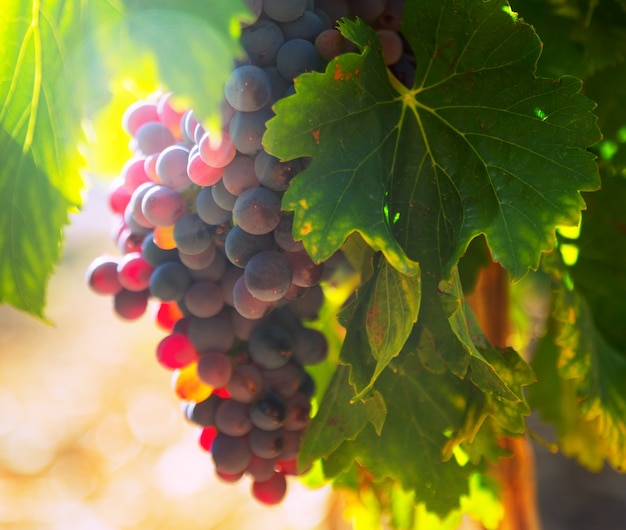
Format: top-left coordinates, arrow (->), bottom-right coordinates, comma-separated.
292,326 -> 328,365
185,394 -> 222,427
215,399 -> 253,436
233,187 -> 282,235
263,0 -> 306,22
233,276 -> 278,320
184,280 -> 225,318
244,250 -> 292,302
251,472 -> 287,505
276,39 -> 322,81
225,363 -> 265,403
149,261 -> 192,301
197,351 -> 233,388
211,433 -> 252,475
225,65 -> 272,112
248,427 -> 284,459
225,226 -> 274,268
249,323 -> 293,369
284,392 -> 311,431
249,392 -> 287,432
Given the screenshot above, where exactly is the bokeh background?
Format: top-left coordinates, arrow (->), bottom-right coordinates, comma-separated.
2,177 -> 626,530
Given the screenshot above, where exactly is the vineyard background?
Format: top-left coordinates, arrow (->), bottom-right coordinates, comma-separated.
0,179 -> 625,529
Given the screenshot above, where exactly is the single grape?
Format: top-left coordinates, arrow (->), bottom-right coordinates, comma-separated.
149,261 -> 192,301
249,323 -> 293,369
155,145 -> 193,190
224,65 -> 272,112
241,19 -> 285,66
276,39 -> 322,81
197,351 -> 233,388
211,432 -> 252,475
113,288 -> 149,320
156,333 -> 198,369
86,256 -> 122,295
251,472 -> 287,505
117,251 -> 154,291
232,276 -> 277,320
215,399 -> 253,436
222,156 -> 259,196
248,427 -> 285,459
315,29 -> 346,60
280,429 -> 303,460
244,250 -> 292,302
225,226 -> 274,268
173,213 -> 213,255
141,184 -> 187,226
228,108 -> 273,155
134,121 -> 175,155
199,131 -> 237,168
225,363 -> 264,403
376,28 -> 404,65
249,392 -> 287,431
263,0 -> 307,22
291,326 -> 328,365
232,187 -> 282,235
183,280 -> 225,318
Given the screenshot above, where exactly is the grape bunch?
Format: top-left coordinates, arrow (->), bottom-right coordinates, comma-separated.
86,0 -> 410,506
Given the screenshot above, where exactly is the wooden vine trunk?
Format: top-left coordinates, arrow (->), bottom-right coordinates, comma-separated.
466,261 -> 542,530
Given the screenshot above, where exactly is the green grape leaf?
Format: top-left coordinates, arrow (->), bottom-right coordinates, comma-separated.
119,0 -> 252,129
338,255 -> 421,397
298,365 -> 387,469
531,285 -> 626,471
0,0 -> 97,318
324,348 -> 481,516
265,1 -> 601,281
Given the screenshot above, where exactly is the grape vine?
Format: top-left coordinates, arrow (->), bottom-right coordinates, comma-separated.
4,0 -> 626,527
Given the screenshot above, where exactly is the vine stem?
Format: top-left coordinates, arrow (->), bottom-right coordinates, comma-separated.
465,260 -> 542,530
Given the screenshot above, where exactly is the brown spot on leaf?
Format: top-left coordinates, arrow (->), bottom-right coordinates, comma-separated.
311,128 -> 320,144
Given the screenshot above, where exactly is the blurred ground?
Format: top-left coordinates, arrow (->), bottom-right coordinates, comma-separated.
2,179 -> 626,530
